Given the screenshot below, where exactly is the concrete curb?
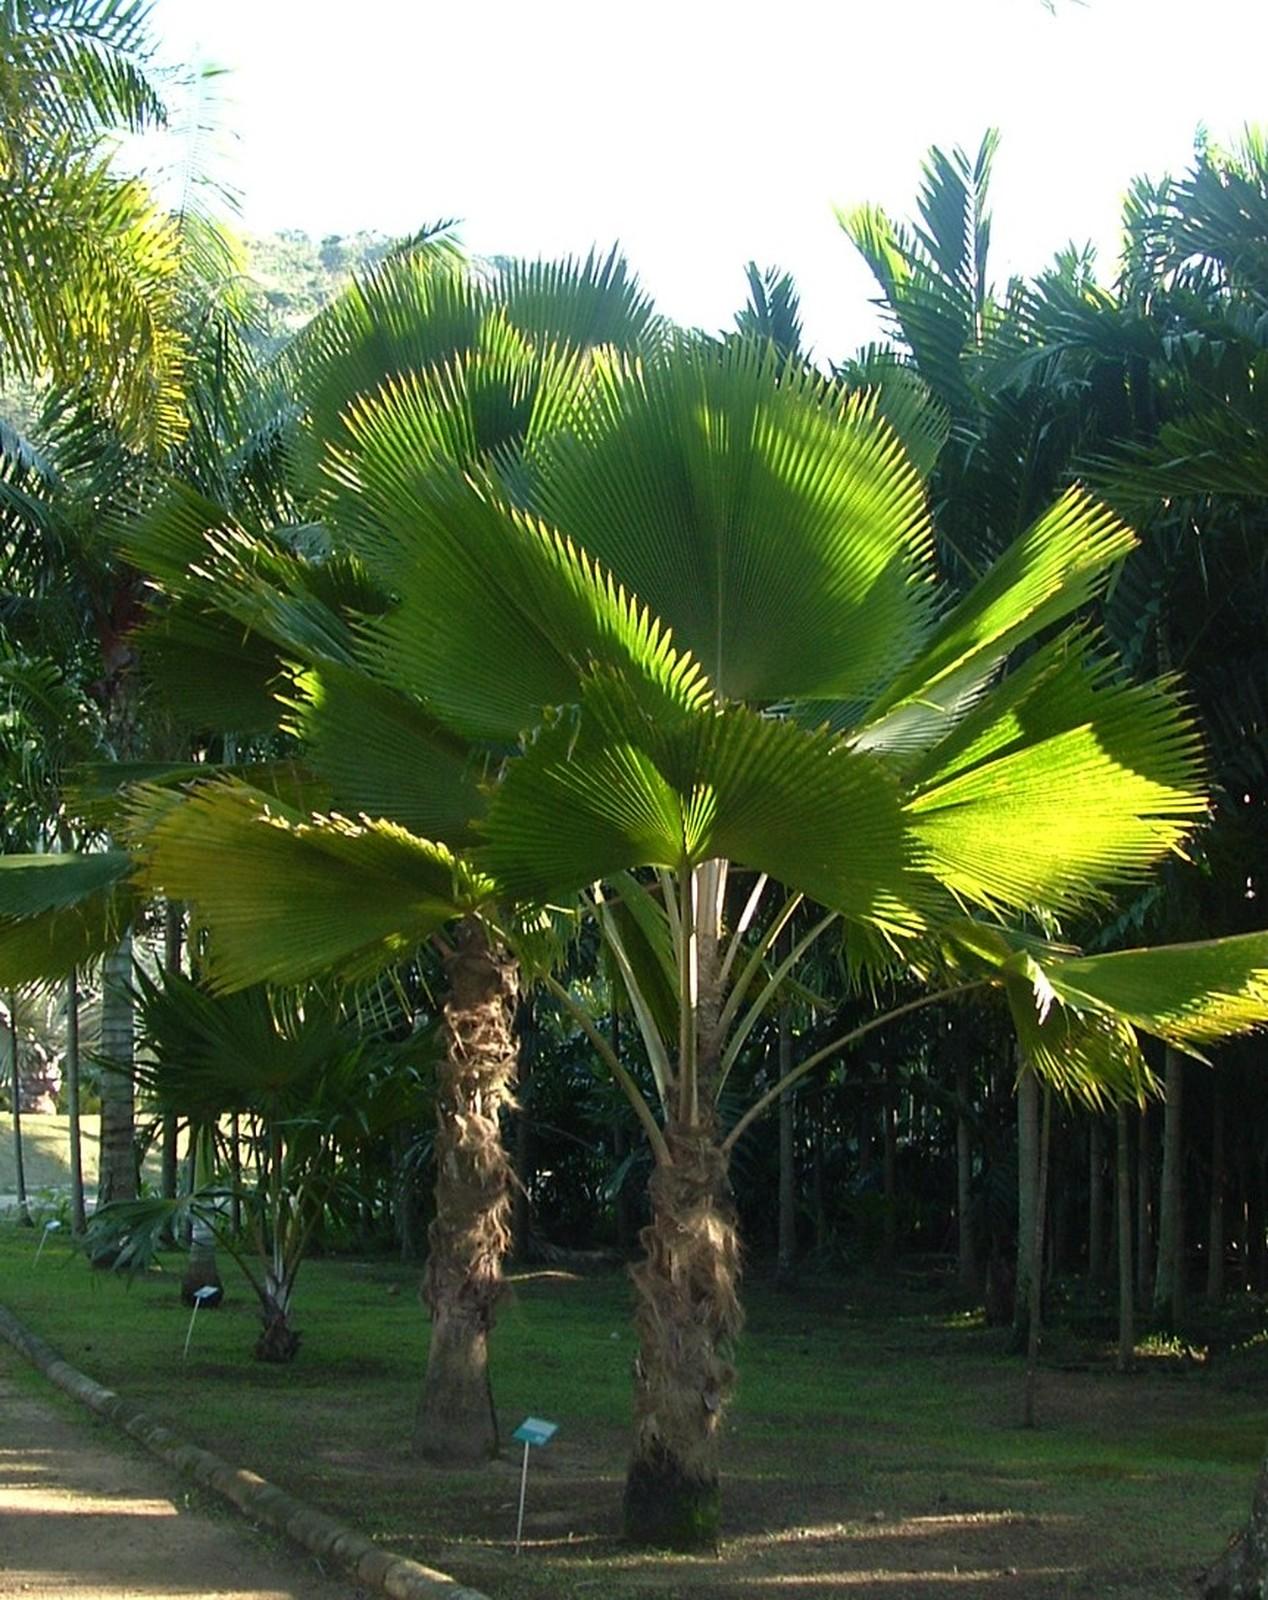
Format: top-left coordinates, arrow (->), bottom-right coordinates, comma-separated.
0,1300 -> 492,1600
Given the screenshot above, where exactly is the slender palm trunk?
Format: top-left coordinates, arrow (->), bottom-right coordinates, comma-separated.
775,998 -> 796,1289
180,1124 -> 223,1306
1154,1045 -> 1185,1321
882,1060 -> 898,1266
956,1061 -> 976,1297
1023,1084 -> 1052,1427
512,1014 -> 534,1262
65,970 -> 86,1232
1208,1079 -> 1226,1303
97,930 -> 137,1207
1014,1061 -> 1040,1348
1088,1114 -> 1106,1290
161,903 -> 182,1206
413,916 -> 518,1466
7,995 -> 31,1226
1116,1104 -> 1134,1372
1137,1105 -> 1154,1310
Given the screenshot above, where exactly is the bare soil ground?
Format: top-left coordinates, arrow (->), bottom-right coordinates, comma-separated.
0,1344 -> 366,1600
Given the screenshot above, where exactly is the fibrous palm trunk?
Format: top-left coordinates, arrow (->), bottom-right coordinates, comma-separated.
624,1117 -> 741,1551
413,916 -> 518,1466
256,1270 -> 300,1362
96,931 -> 137,1207
624,863 -> 740,1552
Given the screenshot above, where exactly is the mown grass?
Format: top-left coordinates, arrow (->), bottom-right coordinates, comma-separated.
0,1222 -> 1263,1598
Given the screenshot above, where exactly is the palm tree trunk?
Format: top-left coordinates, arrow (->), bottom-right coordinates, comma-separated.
956,1061 -> 976,1297
1137,1104 -> 1154,1310
65,969 -> 86,1232
1116,1104 -> 1134,1372
882,1060 -> 898,1266
1023,1083 -> 1052,1427
180,1124 -> 223,1306
6,994 -> 32,1226
413,916 -> 518,1466
1208,1079 -> 1226,1303
1154,1045 -> 1185,1321
775,999 -> 796,1289
96,930 -> 137,1207
1088,1114 -> 1106,1290
624,860 -> 739,1552
1014,1061 -> 1040,1349
624,1117 -> 741,1551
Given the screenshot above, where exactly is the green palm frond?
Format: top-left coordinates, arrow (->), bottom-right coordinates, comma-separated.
494,246 -> 662,354
288,661 -> 486,844
859,487 -> 1136,745
0,0 -> 166,158
345,462 -> 711,743
1003,952 -> 1153,1106
834,347 -> 950,480
907,646 -> 1205,915
0,849 -> 135,983
1042,931 -> 1268,1054
131,779 -> 491,990
484,673 -> 927,937
533,340 -> 938,704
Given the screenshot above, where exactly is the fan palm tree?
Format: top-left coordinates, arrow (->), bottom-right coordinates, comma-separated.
110,333 -> 1268,1548
0,241 -> 666,1462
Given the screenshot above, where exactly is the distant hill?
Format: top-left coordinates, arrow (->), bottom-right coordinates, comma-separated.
243,229 -> 397,352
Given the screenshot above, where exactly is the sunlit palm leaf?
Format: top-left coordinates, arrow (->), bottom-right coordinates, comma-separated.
132,780 -> 491,990
532,340 -> 939,703
484,674 -> 927,937
288,661 -> 487,844
907,648 -> 1205,914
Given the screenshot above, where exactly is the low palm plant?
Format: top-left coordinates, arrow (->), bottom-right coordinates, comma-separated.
84,969 -> 435,1361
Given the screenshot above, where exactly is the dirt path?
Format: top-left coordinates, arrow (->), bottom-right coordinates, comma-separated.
0,1345 -> 366,1600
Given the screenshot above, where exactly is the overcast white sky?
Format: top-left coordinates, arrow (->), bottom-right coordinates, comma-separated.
145,0 -> 1268,359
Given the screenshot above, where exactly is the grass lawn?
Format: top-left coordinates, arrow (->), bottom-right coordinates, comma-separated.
0,1223 -> 1261,1598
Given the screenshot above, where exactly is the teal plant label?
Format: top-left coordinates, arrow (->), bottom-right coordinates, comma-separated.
512,1417 -> 558,1447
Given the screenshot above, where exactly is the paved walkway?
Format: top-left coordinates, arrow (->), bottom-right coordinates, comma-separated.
0,1345 -> 364,1600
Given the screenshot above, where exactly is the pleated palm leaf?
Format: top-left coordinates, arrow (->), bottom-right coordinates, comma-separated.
87,967 -> 435,1361
123,333 -> 1268,1545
